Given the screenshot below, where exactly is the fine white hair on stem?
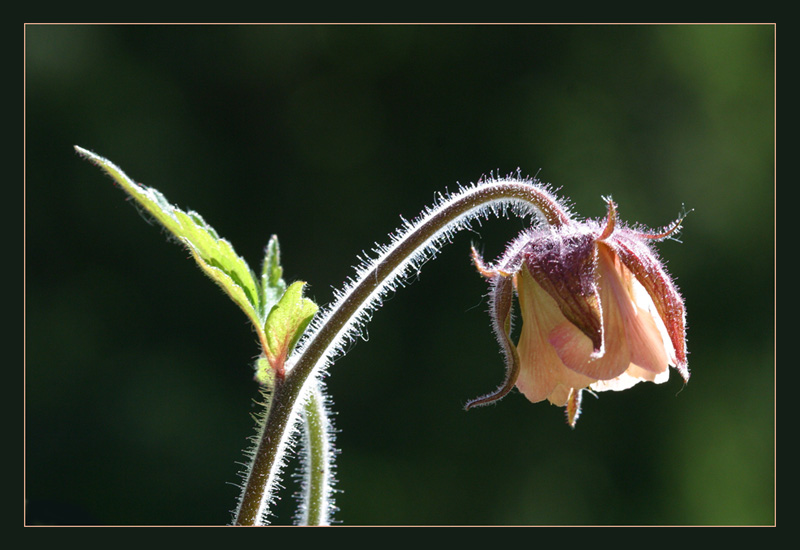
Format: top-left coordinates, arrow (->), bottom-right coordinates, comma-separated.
293,382 -> 337,526
233,369 -> 336,525
235,175 -> 572,525
284,176 -> 571,386
231,383 -> 303,525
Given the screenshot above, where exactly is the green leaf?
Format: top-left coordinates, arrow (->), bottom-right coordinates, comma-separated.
261,234 -> 288,320
262,281 -> 318,378
75,146 -> 264,342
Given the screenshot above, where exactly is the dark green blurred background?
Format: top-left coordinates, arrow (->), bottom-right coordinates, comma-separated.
25,24 -> 774,525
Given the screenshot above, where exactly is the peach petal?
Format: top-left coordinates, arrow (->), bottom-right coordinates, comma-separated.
548,247 -> 631,381
515,266 -> 594,403
599,245 -> 669,374
546,384 -> 571,407
630,276 -> 679,368
525,230 -> 604,353
591,364 -> 669,393
611,232 -> 688,380
625,306 -> 670,374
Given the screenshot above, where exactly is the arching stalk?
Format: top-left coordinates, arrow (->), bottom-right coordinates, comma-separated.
233,178 -> 571,525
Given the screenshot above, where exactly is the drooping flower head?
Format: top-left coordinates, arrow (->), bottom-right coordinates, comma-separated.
468,195 -> 688,427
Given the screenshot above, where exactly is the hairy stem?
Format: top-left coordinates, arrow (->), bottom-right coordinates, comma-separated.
234,376 -> 296,525
233,178 -> 570,525
296,385 -> 335,525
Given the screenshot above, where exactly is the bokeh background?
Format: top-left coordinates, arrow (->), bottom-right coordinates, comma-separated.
25,24 -> 774,525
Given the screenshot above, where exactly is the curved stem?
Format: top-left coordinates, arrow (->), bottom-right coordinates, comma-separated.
233,178 -> 570,525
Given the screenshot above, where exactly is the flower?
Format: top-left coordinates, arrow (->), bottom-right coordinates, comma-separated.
468,198 -> 688,427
